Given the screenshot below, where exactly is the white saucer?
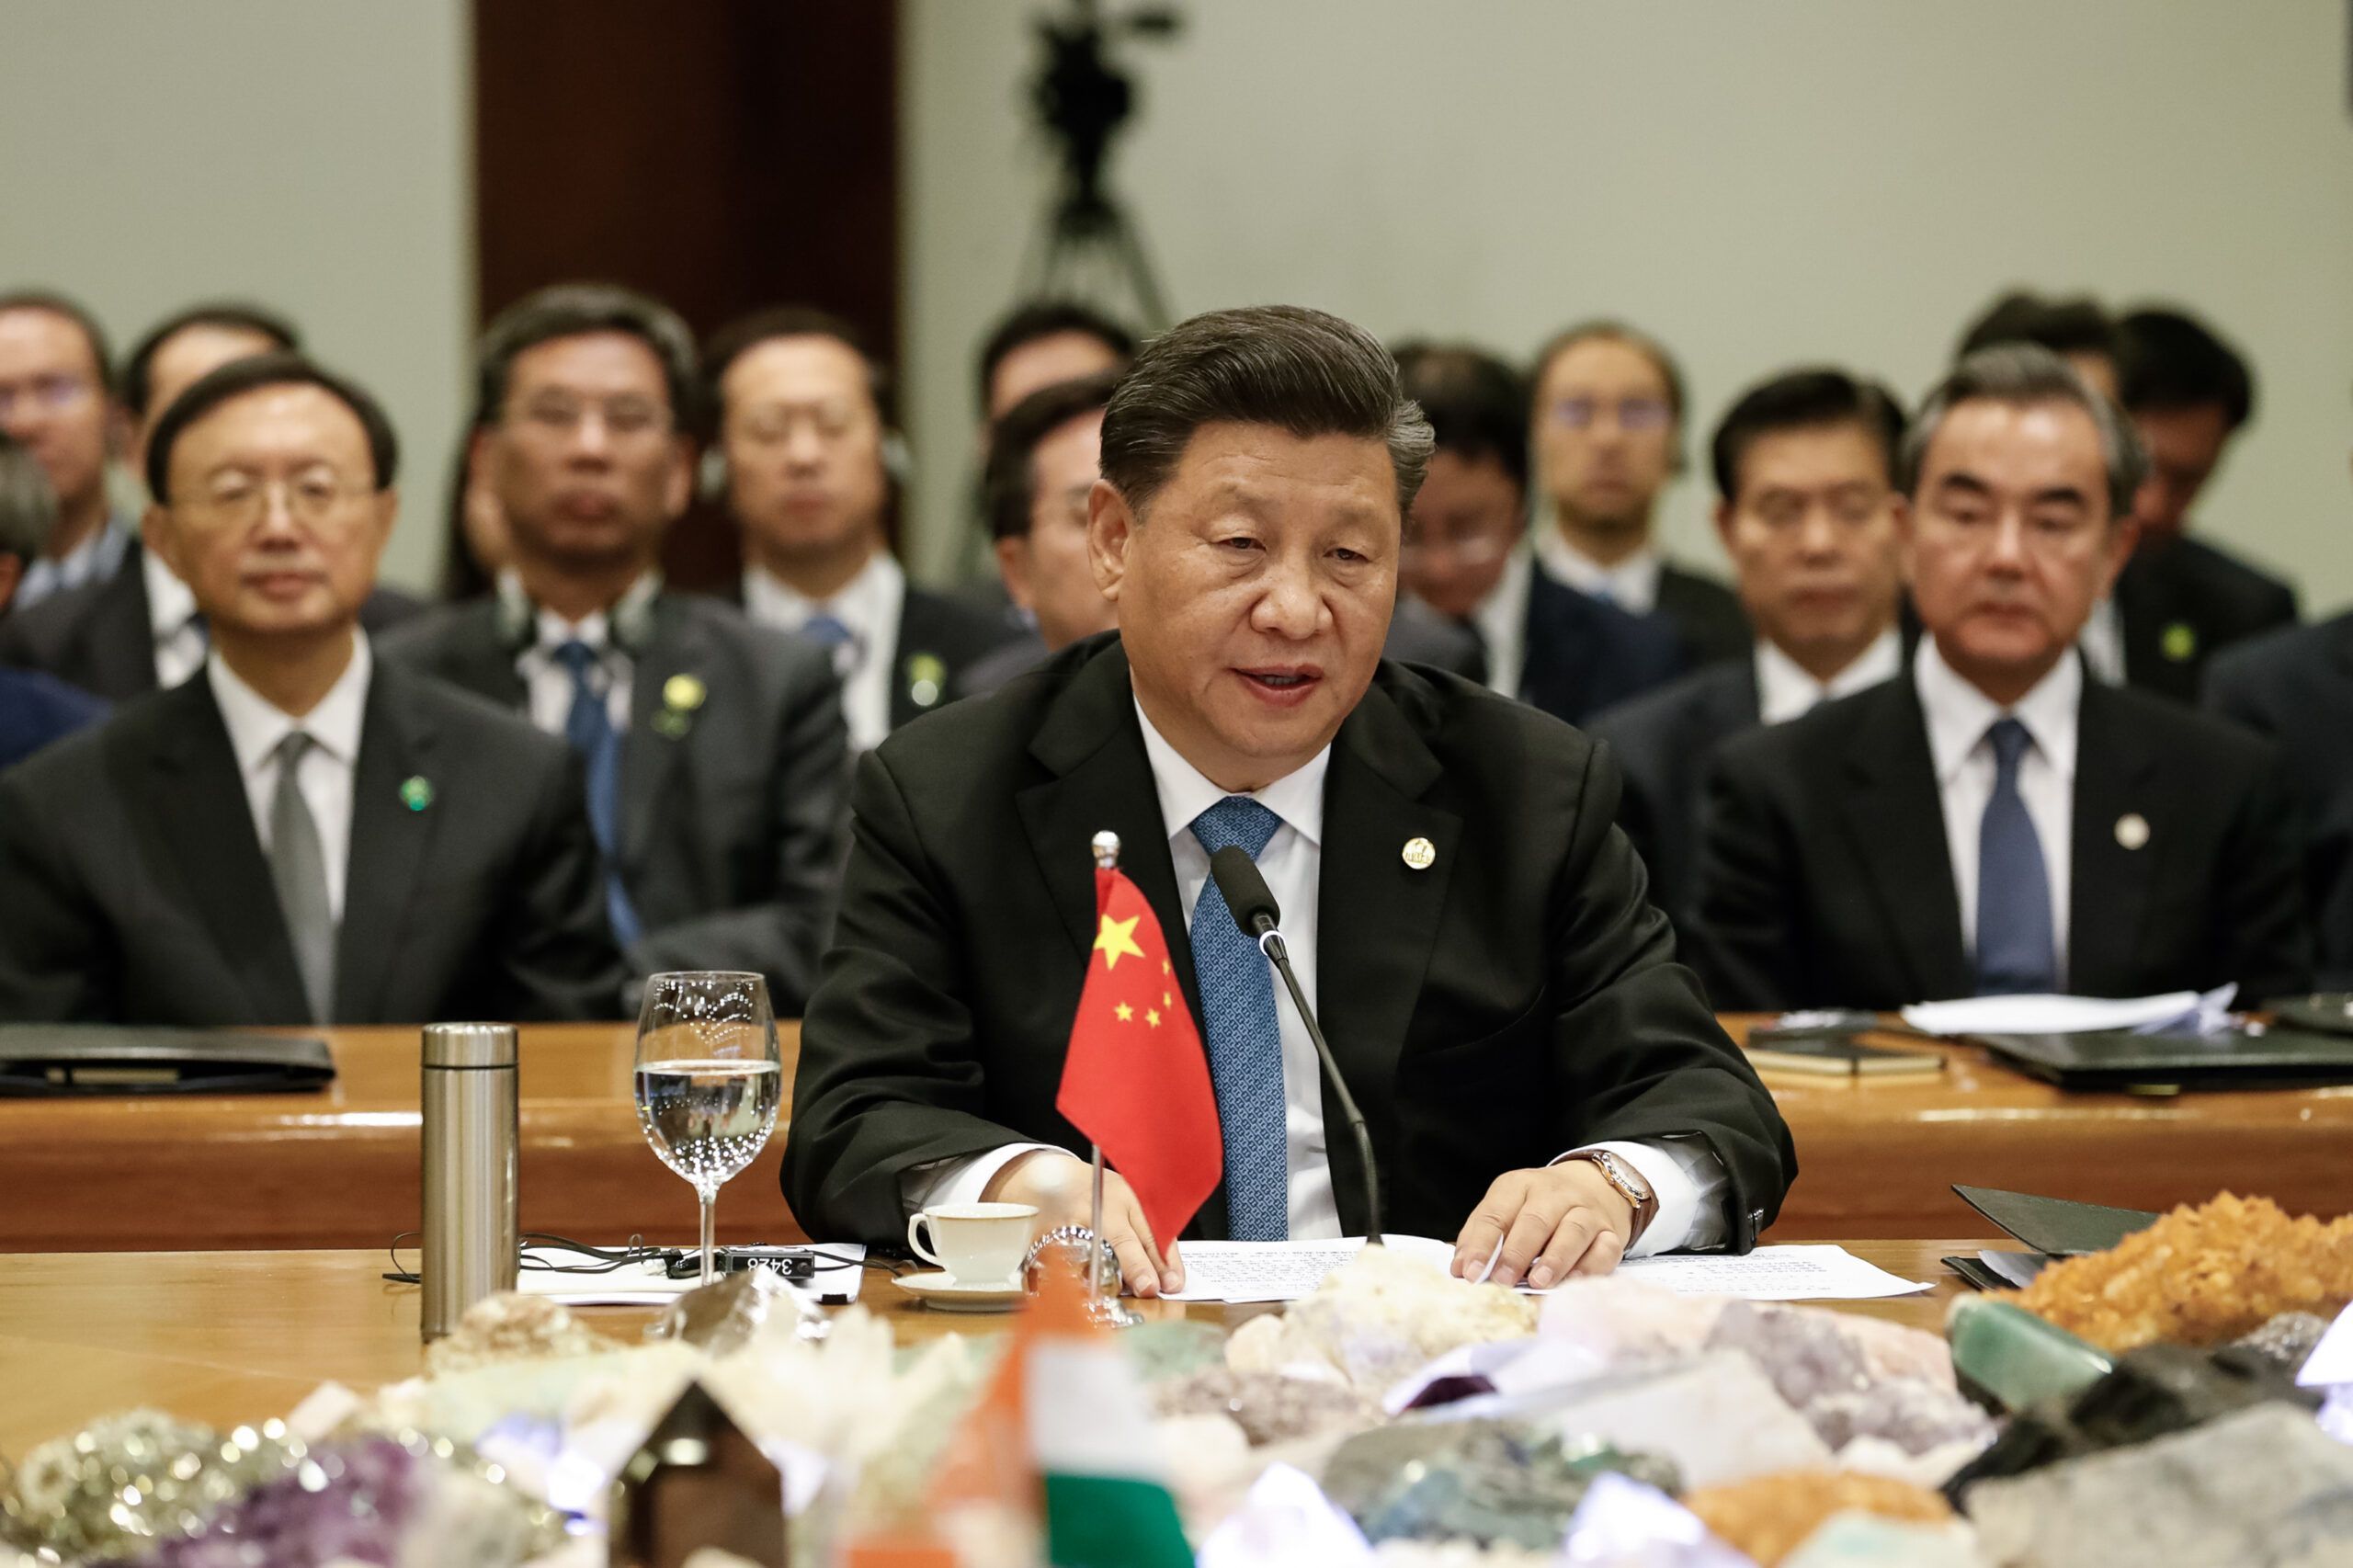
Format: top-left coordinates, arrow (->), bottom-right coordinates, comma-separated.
893,1270 -> 1025,1312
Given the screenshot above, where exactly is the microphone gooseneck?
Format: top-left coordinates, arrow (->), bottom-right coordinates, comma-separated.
1207,846 -> 1384,1244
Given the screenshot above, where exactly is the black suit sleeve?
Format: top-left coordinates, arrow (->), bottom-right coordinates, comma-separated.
784,747 -> 1040,1243
491,750 -> 630,1021
1540,744 -> 1792,1247
0,768 -> 116,1020
2213,744 -> 2314,1004
1688,739 -> 1803,1013
629,657 -> 851,1013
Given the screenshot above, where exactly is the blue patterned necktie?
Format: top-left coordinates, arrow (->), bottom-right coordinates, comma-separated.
1188,795 -> 1290,1241
553,640 -> 642,947
1974,717 -> 2058,995
801,612 -> 862,679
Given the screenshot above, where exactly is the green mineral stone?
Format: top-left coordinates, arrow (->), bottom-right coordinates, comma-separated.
1947,1296 -> 2114,1414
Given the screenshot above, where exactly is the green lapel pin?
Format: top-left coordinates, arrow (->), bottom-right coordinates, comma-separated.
906,652 -> 947,710
2162,621 -> 2198,663
400,776 -> 434,812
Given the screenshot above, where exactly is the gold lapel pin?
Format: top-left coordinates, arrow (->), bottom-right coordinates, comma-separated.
1402,835 -> 1437,871
2115,812 -> 2151,851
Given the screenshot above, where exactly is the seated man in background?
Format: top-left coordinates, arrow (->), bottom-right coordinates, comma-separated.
1591,368 -> 1908,932
0,290 -> 132,608
382,285 -> 848,1011
708,306 -> 1021,748
1957,290 -> 2122,401
0,301 -> 420,699
787,305 -> 1792,1296
1395,343 -> 1682,722
0,433 -> 106,768
2107,306 -> 2298,701
976,299 -> 1134,427
0,354 -> 624,1025
1529,321 -> 1749,666
1694,346 -> 2308,1012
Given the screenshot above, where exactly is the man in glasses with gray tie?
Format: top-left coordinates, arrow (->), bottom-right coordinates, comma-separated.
0,354 -> 624,1026
787,305 -> 1792,1297
1692,345 -> 2311,1012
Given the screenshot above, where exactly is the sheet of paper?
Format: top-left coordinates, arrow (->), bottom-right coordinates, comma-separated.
515,1243 -> 867,1307
1610,1245 -> 1930,1301
1901,990 -> 2211,1037
1163,1238 -> 1402,1302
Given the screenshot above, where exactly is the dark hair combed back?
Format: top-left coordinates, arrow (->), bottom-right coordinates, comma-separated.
704,304 -> 893,427
2117,307 -> 2255,429
145,352 -> 401,501
475,282 -> 699,431
0,431 -> 59,564
1529,319 -> 1688,426
983,369 -> 1119,542
0,290 -> 116,397
1100,304 -> 1434,517
1710,367 -> 1907,501
1899,344 -> 2145,518
976,300 -> 1137,412
1392,342 -> 1530,494
120,301 -> 302,420
1956,290 -> 2119,368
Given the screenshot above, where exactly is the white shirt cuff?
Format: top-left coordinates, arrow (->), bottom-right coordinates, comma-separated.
903,1142 -> 1070,1216
1553,1138 -> 1730,1256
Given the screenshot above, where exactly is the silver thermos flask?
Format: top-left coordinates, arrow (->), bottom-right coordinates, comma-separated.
420,1022 -> 520,1341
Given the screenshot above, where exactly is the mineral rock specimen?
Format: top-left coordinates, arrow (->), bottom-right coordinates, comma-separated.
1518,1351 -> 1835,1489
2231,1311 -> 2335,1374
1966,1403 -> 2353,1567
1946,1296 -> 2114,1413
1320,1418 -> 1677,1550
1682,1468 -> 1954,1566
1153,1367 -> 1373,1446
1222,1244 -> 1538,1392
425,1291 -> 617,1375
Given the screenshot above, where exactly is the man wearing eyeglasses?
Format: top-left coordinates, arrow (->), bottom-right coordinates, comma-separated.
1393,344 -> 1682,725
0,354 -> 624,1024
1530,322 -> 1750,667
0,292 -> 132,610
381,286 -> 850,1013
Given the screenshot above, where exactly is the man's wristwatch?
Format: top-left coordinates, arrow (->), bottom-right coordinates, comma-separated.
1560,1149 -> 1658,1242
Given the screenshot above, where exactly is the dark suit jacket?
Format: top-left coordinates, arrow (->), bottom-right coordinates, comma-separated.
2114,535 -> 2298,703
1656,563 -> 1752,667
0,660 -> 625,1025
378,593 -> 850,1011
888,585 -> 1027,731
0,667 -> 107,772
0,542 -> 424,701
2205,612 -> 2353,988
1587,661 -> 1760,941
784,635 -> 1793,1250
1692,669 -> 2311,1011
1521,565 -> 1688,726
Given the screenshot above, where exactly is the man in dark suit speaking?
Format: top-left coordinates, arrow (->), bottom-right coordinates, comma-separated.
0,355 -> 624,1025
785,306 -> 1792,1296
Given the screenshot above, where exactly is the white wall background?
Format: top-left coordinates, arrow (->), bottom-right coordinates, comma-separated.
0,0 -> 470,594
904,0 -> 2353,606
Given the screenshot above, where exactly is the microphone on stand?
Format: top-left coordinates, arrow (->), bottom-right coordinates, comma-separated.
1208,846 -> 1383,1244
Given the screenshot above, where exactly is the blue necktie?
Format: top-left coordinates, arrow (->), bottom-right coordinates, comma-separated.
1188,796 -> 1289,1241
801,612 -> 861,679
553,641 -> 642,948
1974,717 -> 2058,995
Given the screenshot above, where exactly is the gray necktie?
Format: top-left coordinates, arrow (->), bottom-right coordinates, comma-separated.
267,731 -> 337,1022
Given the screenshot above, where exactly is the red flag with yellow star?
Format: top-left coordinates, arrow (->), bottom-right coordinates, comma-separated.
1054,867 -> 1222,1247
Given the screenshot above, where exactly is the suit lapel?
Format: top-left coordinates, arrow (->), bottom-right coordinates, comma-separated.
2067,684 -> 2162,994
439,602 -> 531,710
141,683 -> 312,1021
1837,680 -> 1971,999
1316,683 -> 1460,1235
335,666 -> 440,1022
620,596 -> 699,870
92,560 -> 163,697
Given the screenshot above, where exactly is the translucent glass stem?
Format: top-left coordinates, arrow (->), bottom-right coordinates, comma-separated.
698,1185 -> 719,1286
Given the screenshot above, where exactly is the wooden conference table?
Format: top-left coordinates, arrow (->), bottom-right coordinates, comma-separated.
0,1240 -> 1986,1459
5,1019 -> 2351,1254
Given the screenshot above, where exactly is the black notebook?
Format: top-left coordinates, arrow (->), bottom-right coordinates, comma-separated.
1941,1184 -> 2160,1293
1975,1025 -> 2353,1090
0,1026 -> 335,1096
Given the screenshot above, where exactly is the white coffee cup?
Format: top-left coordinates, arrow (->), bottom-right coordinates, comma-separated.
906,1201 -> 1038,1287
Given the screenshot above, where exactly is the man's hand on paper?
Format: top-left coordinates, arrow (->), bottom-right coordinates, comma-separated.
1451,1163 -> 1635,1290
984,1149 -> 1185,1297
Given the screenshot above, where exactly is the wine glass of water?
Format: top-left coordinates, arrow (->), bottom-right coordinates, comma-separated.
633,971 -> 783,1286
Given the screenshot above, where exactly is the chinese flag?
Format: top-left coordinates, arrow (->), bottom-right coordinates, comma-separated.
1055,867 -> 1222,1247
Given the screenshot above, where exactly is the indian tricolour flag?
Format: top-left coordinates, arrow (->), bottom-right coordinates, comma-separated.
922,1256 -> 1193,1568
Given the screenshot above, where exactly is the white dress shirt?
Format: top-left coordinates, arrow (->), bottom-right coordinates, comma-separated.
1533,527 -> 1662,613
507,571 -> 658,735
1753,625 -> 1904,726
1469,546 -> 1534,699
206,634 -> 372,923
915,691 -> 1729,1255
743,551 -> 904,752
17,512 -> 132,609
143,547 -> 209,690
1915,640 -> 2080,976
2077,594 -> 2126,686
